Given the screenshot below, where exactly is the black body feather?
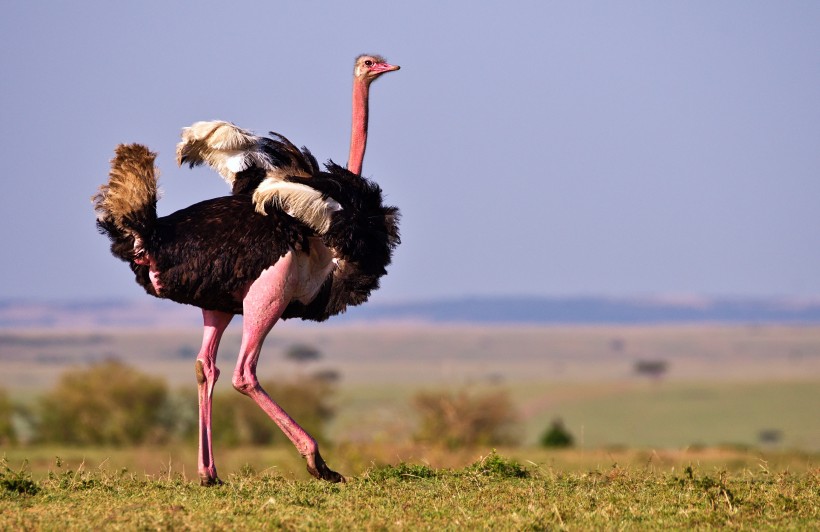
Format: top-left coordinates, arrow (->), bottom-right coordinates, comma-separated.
94,143 -> 399,321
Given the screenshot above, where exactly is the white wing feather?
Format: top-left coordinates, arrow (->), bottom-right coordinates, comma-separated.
253,181 -> 342,234
176,120 -> 341,234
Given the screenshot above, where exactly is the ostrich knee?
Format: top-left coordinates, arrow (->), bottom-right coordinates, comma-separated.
230,368 -> 319,458
196,357 -> 220,388
231,370 -> 258,396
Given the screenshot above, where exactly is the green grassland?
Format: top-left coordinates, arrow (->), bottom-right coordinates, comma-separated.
328,380 -> 820,451
2,324 -> 820,451
2,324 -> 820,528
2,450 -> 818,529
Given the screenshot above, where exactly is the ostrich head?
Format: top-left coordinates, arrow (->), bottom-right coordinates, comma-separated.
354,54 -> 400,84
348,54 -> 399,176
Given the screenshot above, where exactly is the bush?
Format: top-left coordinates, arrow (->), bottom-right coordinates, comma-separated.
539,418 -> 575,448
210,376 -> 336,447
0,389 -> 16,445
413,389 -> 520,448
36,360 -> 170,445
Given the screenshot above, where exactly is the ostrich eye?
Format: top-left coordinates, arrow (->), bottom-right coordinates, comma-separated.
364,60 -> 373,67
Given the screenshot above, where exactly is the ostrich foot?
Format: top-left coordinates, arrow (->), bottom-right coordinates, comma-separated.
305,450 -> 345,483
199,475 -> 223,487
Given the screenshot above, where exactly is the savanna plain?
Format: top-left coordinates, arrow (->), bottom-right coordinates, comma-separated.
2,323 -> 819,528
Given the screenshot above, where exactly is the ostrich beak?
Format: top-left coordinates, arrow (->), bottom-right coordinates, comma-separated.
373,62 -> 400,74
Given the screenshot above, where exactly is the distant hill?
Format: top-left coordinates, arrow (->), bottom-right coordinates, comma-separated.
343,296 -> 820,324
2,296 -> 820,329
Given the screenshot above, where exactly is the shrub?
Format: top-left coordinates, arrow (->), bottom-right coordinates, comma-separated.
412,389 -> 520,448
0,389 -> 16,445
539,418 -> 575,448
36,359 -> 170,445
210,376 -> 336,446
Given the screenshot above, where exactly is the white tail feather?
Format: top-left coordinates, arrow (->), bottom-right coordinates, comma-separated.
253,180 -> 342,234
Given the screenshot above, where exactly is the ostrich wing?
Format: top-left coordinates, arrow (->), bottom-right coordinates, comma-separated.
176,120 -> 340,234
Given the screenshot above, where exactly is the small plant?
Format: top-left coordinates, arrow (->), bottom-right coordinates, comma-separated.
45,458 -> 100,491
676,465 -> 737,510
465,450 -> 529,479
238,463 -> 257,478
0,459 -> 39,495
365,462 -> 438,482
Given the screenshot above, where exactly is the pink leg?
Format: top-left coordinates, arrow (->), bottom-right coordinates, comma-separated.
195,309 -> 233,486
231,256 -> 344,483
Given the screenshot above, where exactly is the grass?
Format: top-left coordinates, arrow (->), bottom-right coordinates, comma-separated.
3,324 -> 819,526
5,324 -> 820,391
327,379 -> 820,450
2,450 -> 818,529
5,324 -> 820,451
516,380 -> 820,449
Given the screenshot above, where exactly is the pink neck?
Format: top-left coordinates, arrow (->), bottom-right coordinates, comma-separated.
348,79 -> 370,175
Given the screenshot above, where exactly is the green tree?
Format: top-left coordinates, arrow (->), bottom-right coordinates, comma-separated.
540,418 -> 575,448
37,359 -> 170,445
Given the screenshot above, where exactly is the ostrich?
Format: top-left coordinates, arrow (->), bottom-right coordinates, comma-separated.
175,55 -> 399,231
93,143 -> 398,484
93,136 -> 399,484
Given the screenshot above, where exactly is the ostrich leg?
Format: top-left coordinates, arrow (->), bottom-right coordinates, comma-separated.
231,255 -> 345,483
195,309 -> 234,486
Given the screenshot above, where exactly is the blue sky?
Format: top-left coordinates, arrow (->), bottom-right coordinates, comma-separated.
1,1 -> 818,303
